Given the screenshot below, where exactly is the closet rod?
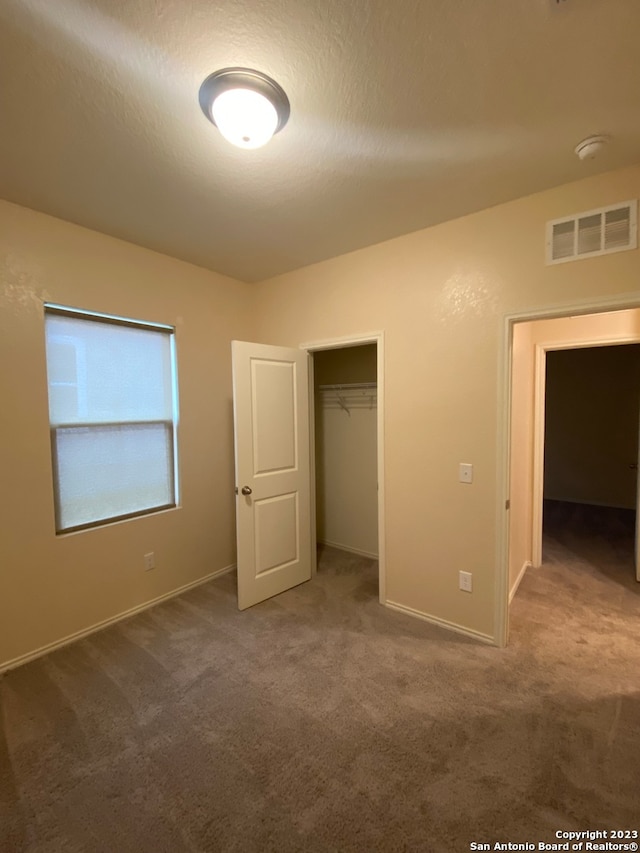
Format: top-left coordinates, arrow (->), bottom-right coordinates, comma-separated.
318,382 -> 377,390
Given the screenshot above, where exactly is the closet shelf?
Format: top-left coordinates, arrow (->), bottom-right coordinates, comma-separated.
317,383 -> 377,415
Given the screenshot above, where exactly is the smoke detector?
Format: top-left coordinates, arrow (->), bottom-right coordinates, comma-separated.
575,135 -> 609,161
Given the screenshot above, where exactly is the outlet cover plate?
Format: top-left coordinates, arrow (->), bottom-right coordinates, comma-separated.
459,463 -> 473,484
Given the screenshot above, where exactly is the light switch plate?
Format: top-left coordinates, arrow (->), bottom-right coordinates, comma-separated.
459,571 -> 473,592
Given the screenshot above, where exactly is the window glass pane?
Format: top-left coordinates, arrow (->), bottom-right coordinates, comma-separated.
44,307 -> 178,533
53,423 -> 174,532
46,315 -> 173,425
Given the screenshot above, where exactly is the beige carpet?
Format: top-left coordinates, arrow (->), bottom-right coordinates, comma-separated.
1,505 -> 639,852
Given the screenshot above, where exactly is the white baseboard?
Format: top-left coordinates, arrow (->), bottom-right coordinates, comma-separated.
509,560 -> 532,604
384,600 -> 495,645
319,539 -> 378,560
0,563 -> 236,675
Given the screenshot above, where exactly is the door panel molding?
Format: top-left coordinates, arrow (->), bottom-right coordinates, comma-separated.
232,341 -> 311,610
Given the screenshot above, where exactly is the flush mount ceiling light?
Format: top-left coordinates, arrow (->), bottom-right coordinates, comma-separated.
574,135 -> 609,161
199,68 -> 290,150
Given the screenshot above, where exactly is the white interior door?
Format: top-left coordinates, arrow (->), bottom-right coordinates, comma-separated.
232,341 -> 312,609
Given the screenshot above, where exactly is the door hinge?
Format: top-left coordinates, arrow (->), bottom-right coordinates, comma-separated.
505,499 -> 510,510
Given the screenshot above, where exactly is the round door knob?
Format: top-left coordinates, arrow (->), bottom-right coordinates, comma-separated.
241,486 -> 252,495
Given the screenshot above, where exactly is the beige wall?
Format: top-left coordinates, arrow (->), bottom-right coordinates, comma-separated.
314,346 -> 378,557
0,200 -> 253,668
545,344 -> 640,509
254,165 -> 640,640
3,164 -> 640,662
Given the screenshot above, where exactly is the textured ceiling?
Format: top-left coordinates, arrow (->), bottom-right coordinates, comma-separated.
1,0 -> 640,282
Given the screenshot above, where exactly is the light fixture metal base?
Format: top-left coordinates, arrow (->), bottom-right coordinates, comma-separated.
199,68 -> 290,135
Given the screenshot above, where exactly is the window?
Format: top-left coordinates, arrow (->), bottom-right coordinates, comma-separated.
44,305 -> 178,533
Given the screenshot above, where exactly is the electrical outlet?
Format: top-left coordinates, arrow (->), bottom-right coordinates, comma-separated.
459,571 -> 472,593
459,463 -> 473,484
144,552 -> 155,571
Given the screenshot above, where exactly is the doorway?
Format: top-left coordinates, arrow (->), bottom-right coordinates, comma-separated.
506,307 -> 640,629
231,333 -> 385,610
312,344 -> 379,592
542,343 -> 640,582
305,333 -> 385,604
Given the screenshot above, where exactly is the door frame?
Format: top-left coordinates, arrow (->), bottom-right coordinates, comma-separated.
301,331 -> 386,604
497,293 -> 640,648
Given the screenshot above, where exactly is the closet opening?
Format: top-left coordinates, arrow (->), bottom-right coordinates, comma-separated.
310,340 -> 382,600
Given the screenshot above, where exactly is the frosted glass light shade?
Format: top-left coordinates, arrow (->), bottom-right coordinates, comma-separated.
212,88 -> 279,149
199,69 -> 290,150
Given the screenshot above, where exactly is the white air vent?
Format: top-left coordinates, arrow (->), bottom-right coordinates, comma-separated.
546,200 -> 637,265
